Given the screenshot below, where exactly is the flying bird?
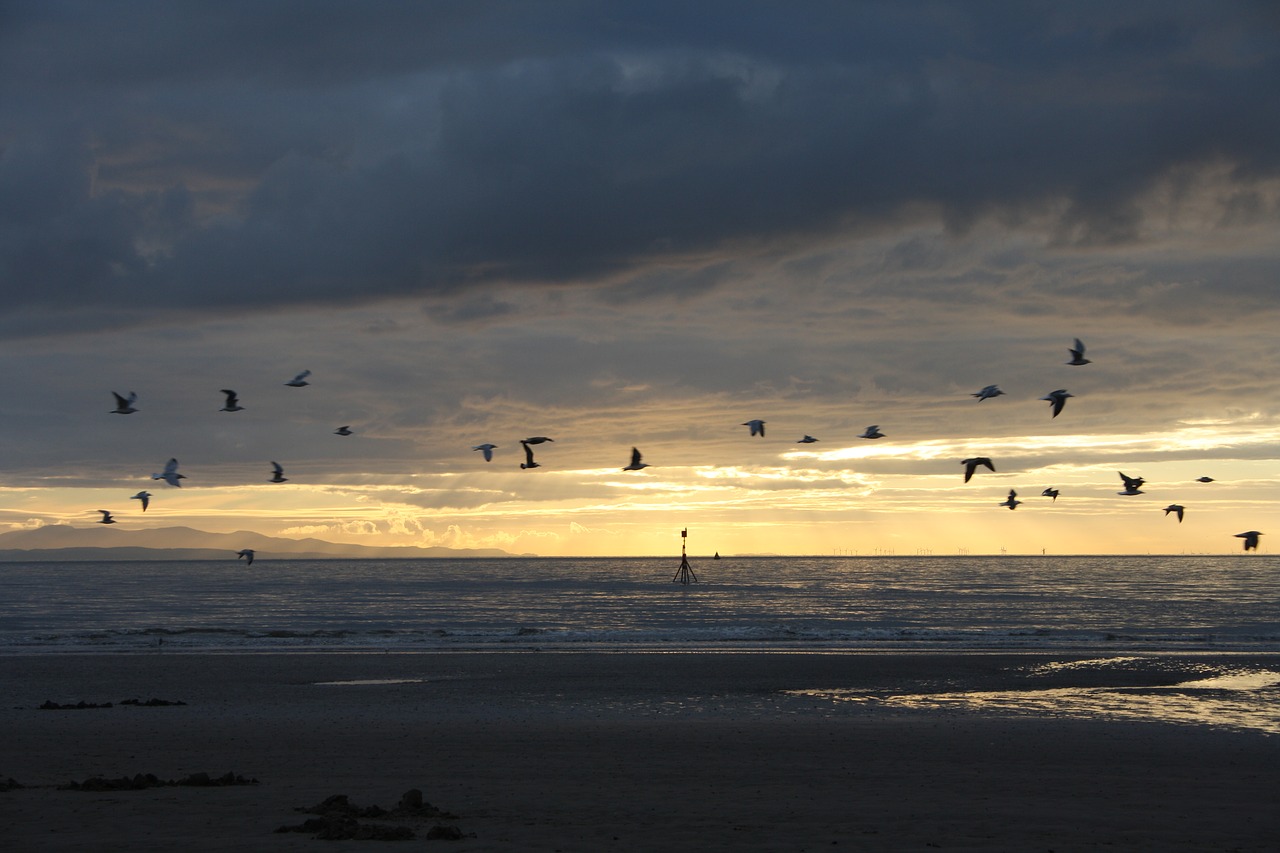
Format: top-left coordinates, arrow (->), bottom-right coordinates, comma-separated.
1040,389 -> 1073,418
269,461 -> 288,483
962,457 -> 995,483
131,491 -> 151,511
519,441 -> 540,470
473,443 -> 497,461
1163,504 -> 1185,523
999,489 -> 1021,510
237,549 -> 255,565
622,447 -> 649,471
797,435 -> 819,444
284,370 -> 311,387
522,436 -> 554,445
110,392 -> 138,414
1066,338 -> 1091,365
860,425 -> 885,439
1118,472 -> 1144,495
334,426 -> 353,436
1196,476 -> 1214,483
742,420 -> 765,437
219,390 -> 244,412
152,458 -> 185,487
972,385 -> 1005,401
1235,531 -> 1262,551
96,510 -> 116,524
1042,488 -> 1059,501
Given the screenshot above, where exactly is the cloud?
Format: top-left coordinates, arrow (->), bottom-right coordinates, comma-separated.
1,3 -> 1277,329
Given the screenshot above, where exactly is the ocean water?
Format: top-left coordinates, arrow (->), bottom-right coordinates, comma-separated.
1,554 -> 1277,654
3,555 -> 1279,734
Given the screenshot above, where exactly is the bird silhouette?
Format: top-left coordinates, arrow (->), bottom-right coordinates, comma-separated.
152,458 -> 185,487
219,389 -> 244,412
110,392 -> 138,414
1040,389 -> 1073,418
1235,531 -> 1262,551
1118,472 -> 1144,495
520,441 -> 540,470
622,447 -> 649,471
962,457 -> 995,483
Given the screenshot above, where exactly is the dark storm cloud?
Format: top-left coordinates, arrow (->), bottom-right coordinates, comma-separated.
1,1 -> 1278,323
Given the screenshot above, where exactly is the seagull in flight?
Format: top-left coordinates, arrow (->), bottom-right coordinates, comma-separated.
284,370 -> 311,387
334,426 -> 353,436
519,440 -> 540,470
962,457 -> 995,483
999,489 -> 1021,510
1118,472 -> 1144,495
96,510 -> 116,524
131,491 -> 151,511
972,385 -> 1005,401
1040,389 -> 1073,418
797,435 -> 819,444
1196,476 -> 1214,483
522,436 -> 554,445
860,425 -> 885,439
269,461 -> 288,483
742,420 -> 766,437
152,458 -> 185,487
110,392 -> 138,414
219,390 -> 244,412
1235,531 -> 1262,551
237,549 -> 255,566
1066,338 -> 1091,366
1042,488 -> 1059,501
473,443 -> 497,461
622,447 -> 649,471
1163,504 -> 1185,523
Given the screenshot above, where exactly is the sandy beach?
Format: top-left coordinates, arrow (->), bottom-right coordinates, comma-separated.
3,651 -> 1279,851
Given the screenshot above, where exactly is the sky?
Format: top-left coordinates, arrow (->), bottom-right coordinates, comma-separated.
2,1 -> 1280,557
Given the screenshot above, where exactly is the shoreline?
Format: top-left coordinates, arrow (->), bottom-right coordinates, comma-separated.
3,651 -> 1279,851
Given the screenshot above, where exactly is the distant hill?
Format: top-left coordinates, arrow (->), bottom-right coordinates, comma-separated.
0,525 -> 526,560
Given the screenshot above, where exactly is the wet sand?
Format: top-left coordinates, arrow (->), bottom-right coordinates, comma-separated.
2,651 -> 1279,851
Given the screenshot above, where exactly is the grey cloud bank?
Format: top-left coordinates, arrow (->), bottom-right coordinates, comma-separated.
2,1 -> 1278,326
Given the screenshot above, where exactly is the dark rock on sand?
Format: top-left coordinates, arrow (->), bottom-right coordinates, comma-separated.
59,771 -> 258,791
175,771 -> 258,787
40,699 -> 113,710
274,815 -> 415,840
1,776 -> 24,791
278,789 -> 463,840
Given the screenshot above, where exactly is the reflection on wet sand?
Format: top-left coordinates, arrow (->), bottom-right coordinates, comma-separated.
791,659 -> 1280,736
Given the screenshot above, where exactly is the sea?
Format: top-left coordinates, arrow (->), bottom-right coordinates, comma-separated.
2,554 -> 1279,733
2,554 -> 1278,654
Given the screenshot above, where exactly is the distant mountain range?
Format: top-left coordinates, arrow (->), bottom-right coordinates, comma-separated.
0,525 -> 526,561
